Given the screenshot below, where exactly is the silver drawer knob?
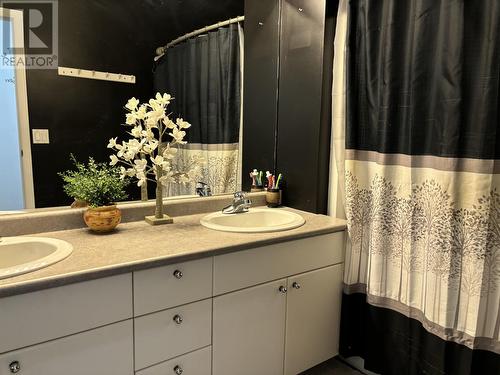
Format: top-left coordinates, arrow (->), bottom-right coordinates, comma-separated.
292,282 -> 301,289
173,270 -> 183,279
173,314 -> 183,324
278,286 -> 287,294
173,365 -> 183,374
9,361 -> 21,373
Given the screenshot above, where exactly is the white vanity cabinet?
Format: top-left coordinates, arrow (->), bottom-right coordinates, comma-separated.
132,257 -> 213,371
212,232 -> 345,375
212,266 -> 343,375
213,279 -> 288,375
0,321 -> 134,375
134,298 -> 212,370
135,346 -> 212,375
133,257 -> 213,316
284,265 -> 343,375
0,230 -> 345,375
0,274 -> 134,375
0,273 -> 133,354
212,233 -> 344,295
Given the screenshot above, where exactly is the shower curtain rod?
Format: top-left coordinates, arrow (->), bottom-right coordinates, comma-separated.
155,15 -> 244,60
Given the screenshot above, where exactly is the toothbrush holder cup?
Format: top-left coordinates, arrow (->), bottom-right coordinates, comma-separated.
251,185 -> 265,192
266,188 -> 282,208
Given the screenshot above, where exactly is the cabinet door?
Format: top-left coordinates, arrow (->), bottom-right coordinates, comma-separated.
213,279 -> 287,375
284,265 -> 343,375
0,320 -> 133,375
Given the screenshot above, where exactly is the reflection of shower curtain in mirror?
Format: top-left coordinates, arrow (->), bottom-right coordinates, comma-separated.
154,23 -> 243,196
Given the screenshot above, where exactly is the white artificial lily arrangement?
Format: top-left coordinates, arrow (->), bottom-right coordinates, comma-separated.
107,93 -> 204,223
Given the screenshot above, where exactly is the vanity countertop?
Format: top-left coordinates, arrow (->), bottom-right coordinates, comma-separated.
0,207 -> 346,297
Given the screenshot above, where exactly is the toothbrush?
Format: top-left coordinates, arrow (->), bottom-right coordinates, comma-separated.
275,173 -> 282,189
250,169 -> 258,186
266,171 -> 273,187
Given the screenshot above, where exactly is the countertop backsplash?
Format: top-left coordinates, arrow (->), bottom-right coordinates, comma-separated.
0,192 -> 267,237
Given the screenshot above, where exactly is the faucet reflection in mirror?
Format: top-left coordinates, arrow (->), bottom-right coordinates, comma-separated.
107,93 -> 205,225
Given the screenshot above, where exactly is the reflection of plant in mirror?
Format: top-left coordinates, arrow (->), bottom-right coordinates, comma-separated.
59,156 -> 129,208
107,93 -> 204,224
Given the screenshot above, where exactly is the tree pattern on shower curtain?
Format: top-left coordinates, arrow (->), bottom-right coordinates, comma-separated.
166,146 -> 239,196
344,170 -> 500,344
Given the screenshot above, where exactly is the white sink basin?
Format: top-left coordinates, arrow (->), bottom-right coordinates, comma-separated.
200,208 -> 305,233
0,237 -> 73,280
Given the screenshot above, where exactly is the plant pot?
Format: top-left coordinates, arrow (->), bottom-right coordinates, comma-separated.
71,199 -> 88,208
83,205 -> 121,233
266,188 -> 282,207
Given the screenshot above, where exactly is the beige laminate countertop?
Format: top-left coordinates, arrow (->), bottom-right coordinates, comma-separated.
0,207 -> 346,298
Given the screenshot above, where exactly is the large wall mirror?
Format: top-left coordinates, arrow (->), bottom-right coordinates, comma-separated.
0,0 -> 260,212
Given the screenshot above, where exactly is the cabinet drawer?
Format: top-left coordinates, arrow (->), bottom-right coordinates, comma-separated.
0,320 -> 134,375
213,232 -> 344,295
134,299 -> 212,370
133,257 -> 212,316
0,274 -> 132,353
136,346 -> 211,375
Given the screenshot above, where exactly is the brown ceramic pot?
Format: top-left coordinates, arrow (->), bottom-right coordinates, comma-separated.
71,199 -> 88,208
83,205 -> 121,233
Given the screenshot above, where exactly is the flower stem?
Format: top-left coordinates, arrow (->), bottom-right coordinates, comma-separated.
155,164 -> 163,219
155,121 -> 164,219
140,153 -> 148,201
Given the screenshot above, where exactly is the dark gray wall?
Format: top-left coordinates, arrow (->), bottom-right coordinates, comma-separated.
277,0 -> 337,214
276,0 -> 328,213
317,0 -> 337,213
242,0 -> 281,190
6,0 -> 244,208
242,0 -> 336,213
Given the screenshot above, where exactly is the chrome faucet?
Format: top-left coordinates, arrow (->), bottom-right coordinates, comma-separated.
196,182 -> 212,197
222,192 -> 252,214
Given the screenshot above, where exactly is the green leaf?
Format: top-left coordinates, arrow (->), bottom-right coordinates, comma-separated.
59,155 -> 130,207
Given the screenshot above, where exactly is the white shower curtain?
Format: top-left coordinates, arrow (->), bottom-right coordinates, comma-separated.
330,1 -> 500,374
328,0 -> 348,219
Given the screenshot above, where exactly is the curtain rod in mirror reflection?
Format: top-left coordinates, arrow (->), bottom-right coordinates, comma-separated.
155,15 -> 244,60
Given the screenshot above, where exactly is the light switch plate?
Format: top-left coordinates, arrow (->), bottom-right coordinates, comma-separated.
32,129 -> 50,144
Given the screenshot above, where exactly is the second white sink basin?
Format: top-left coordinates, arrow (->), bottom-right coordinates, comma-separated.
0,237 -> 73,280
200,208 -> 305,233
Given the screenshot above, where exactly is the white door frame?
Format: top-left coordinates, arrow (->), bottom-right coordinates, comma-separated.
1,7 -> 35,209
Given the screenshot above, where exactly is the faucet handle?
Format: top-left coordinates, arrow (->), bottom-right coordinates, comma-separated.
234,191 -> 245,200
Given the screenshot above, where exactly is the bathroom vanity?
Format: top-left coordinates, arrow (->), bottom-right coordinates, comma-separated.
0,208 -> 345,375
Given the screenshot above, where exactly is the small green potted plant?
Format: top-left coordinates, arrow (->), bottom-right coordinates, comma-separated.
59,156 -> 129,232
